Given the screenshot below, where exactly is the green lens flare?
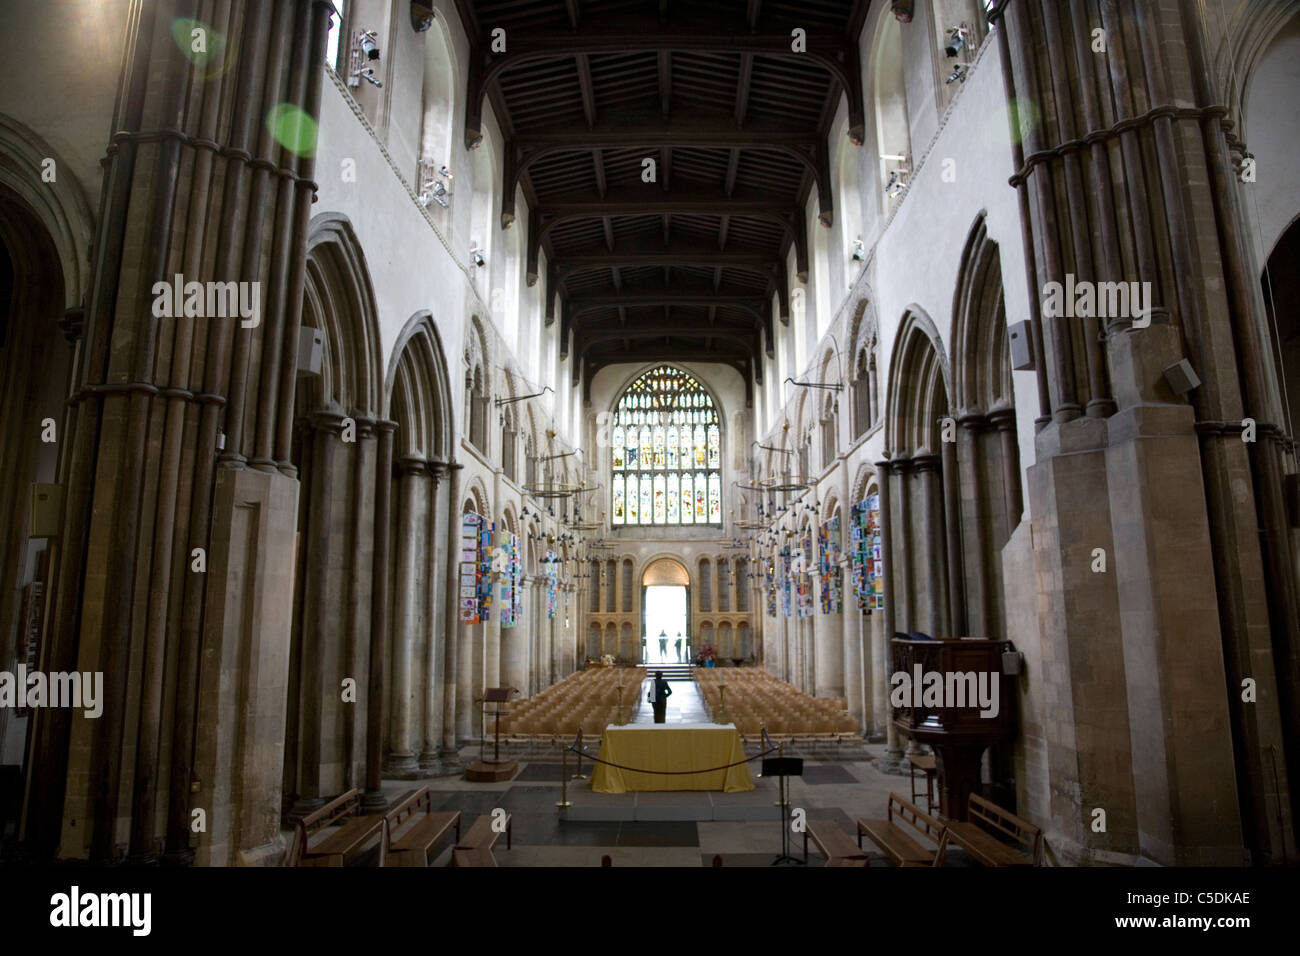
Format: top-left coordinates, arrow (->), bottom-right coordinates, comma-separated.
265,103 -> 319,157
171,18 -> 230,79
1005,97 -> 1041,147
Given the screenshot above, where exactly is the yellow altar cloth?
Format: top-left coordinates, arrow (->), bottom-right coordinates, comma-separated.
590,723 -> 755,793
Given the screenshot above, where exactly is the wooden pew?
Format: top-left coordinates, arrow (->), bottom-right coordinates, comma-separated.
453,812 -> 512,866
857,793 -> 944,866
936,794 -> 1041,866
384,787 -> 462,867
286,789 -> 385,867
803,819 -> 870,867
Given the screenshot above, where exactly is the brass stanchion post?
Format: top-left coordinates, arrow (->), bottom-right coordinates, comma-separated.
556,740 -> 572,808
572,728 -> 587,780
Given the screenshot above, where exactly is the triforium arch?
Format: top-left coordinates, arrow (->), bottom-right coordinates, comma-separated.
284,212 -> 384,822
847,296 -> 881,440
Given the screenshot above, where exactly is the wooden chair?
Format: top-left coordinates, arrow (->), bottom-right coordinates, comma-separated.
857,793 -> 945,866
384,787 -> 461,867
936,794 -> 1042,866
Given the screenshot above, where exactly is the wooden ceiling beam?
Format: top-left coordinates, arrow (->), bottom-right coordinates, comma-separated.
576,54 -> 597,127
734,53 -> 753,126
554,245 -> 778,271
465,27 -> 862,148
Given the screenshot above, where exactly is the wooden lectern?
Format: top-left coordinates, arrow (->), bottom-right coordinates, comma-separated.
466,687 -> 520,782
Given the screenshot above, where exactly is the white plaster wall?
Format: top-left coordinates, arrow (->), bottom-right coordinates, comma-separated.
1243,15 -> 1300,264
0,0 -> 129,208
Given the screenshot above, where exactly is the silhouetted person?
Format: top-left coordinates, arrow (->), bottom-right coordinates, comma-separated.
658,629 -> 668,659
649,671 -> 672,723
674,636 -> 683,661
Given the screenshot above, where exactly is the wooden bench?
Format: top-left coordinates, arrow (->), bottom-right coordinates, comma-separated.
936,793 -> 1041,867
803,819 -> 870,867
453,811 -> 512,866
287,789 -> 385,867
857,793 -> 944,866
384,787 -> 461,867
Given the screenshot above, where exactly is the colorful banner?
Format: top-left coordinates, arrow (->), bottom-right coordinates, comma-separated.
498,530 -> 522,628
797,530 -> 814,618
460,513 -> 484,624
819,516 -> 842,614
851,496 -> 885,611
545,549 -> 558,619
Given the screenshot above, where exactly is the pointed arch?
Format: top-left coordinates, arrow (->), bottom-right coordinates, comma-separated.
303,213 -> 383,417
0,114 -> 94,310
886,307 -> 952,455
386,310 -> 454,462
952,213 -> 1013,414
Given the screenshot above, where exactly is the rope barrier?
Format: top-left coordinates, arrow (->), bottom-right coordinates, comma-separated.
564,733 -> 779,776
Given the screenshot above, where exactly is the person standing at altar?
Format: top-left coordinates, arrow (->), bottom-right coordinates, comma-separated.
648,671 -> 672,723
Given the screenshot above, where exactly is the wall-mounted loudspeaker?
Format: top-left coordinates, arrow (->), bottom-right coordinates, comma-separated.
30,484 -> 63,539
1008,320 -> 1034,371
1162,358 -> 1201,395
297,327 -> 324,375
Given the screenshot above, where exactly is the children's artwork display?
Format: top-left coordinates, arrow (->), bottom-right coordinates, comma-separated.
545,549 -> 558,619
498,530 -> 522,628
460,513 -> 486,624
779,548 -> 793,618
819,516 -> 842,614
796,530 -> 814,618
851,496 -> 885,611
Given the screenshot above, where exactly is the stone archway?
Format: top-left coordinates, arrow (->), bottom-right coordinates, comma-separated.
642,557 -> 691,663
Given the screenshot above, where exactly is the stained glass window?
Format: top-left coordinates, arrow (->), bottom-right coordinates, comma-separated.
612,476 -> 625,524
609,367 -> 722,526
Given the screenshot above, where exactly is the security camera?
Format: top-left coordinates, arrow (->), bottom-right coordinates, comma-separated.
470,245 -> 485,267
945,26 -> 967,58
359,31 -> 380,60
359,67 -> 383,88
945,64 -> 969,84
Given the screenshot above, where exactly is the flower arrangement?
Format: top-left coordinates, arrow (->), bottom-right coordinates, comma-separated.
600,653 -> 615,667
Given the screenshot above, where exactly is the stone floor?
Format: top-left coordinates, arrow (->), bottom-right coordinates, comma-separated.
379,738 -> 974,867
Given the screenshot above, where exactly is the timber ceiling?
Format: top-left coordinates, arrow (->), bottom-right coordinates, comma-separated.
453,0 -> 872,394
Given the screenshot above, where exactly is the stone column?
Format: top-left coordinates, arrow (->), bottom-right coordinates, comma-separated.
441,462 -> 464,760
363,421 -> 395,809
290,410 -> 345,817
875,458 -> 904,772
959,412 -> 991,636
386,455 -> 426,776
419,462 -> 445,770
913,452 -> 946,638
992,0 -> 1275,864
940,426 -> 966,637
344,420 -> 377,791
893,458 -> 912,632
989,404 -> 1023,540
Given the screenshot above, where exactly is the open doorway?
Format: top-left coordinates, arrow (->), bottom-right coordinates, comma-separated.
641,558 -> 690,664
644,586 -> 687,663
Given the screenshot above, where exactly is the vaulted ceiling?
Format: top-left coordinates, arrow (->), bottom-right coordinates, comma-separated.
453,0 -> 872,396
